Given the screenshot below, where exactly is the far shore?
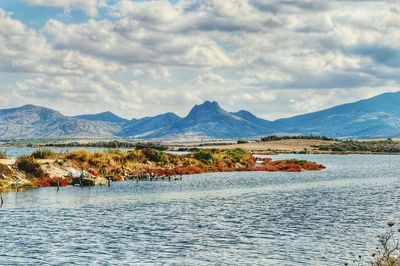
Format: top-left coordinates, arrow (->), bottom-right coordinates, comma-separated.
1,137 -> 399,155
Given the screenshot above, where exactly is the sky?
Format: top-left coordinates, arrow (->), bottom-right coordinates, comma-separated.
0,0 -> 400,120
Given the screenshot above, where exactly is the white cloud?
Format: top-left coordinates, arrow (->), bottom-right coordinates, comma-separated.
0,10 -> 121,75
14,74 -> 142,117
43,18 -> 233,68
1,0 -> 400,119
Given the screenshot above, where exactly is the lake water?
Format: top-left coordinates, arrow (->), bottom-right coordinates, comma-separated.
0,146 -> 189,157
1,154 -> 399,265
0,146 -> 113,157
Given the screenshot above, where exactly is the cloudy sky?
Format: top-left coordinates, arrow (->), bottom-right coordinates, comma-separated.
0,0 -> 399,120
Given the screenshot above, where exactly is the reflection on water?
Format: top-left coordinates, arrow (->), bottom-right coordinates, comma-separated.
1,154 -> 399,265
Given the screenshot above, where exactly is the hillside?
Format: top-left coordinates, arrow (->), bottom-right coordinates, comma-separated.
273,92 -> 400,138
0,92 -> 399,139
0,105 -> 119,140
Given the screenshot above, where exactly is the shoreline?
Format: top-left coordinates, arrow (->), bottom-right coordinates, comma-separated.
2,138 -> 400,155
0,148 -> 325,194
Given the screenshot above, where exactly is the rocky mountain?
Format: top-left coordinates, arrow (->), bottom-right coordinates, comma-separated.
73,111 -> 129,123
273,92 -> 400,138
0,105 -> 120,140
1,92 -> 399,140
118,113 -> 182,138
231,110 -> 273,128
153,101 -> 272,138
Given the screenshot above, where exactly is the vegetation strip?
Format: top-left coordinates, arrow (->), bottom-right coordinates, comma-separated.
0,148 -> 325,192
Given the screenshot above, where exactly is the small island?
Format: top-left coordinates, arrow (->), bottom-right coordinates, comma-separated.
0,148 -> 325,192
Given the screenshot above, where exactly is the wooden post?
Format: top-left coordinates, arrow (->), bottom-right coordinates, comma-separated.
57,180 -> 60,191
107,177 -> 111,187
0,195 -> 3,207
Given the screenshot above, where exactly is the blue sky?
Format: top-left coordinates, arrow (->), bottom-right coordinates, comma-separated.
0,0 -> 399,119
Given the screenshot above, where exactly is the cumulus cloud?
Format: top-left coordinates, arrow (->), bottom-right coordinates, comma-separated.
1,0 -> 400,119
14,74 -> 142,117
43,18 -> 233,68
0,10 -> 121,75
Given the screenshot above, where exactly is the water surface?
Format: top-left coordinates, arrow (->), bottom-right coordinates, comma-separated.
1,154 -> 399,265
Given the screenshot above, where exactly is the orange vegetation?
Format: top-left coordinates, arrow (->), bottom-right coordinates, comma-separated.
31,177 -> 71,187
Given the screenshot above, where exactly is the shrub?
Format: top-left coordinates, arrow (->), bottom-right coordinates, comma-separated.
351,220 -> 400,266
135,142 -> 167,150
193,149 -> 215,165
237,140 -> 249,144
0,163 -> 12,176
56,160 -> 66,166
65,150 -> 91,162
0,151 -> 8,159
125,150 -> 146,163
224,148 -> 249,163
142,148 -> 169,165
16,155 -> 45,178
31,148 -> 55,159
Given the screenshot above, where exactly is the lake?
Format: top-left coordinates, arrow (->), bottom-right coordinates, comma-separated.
0,146 -> 189,157
1,154 -> 399,265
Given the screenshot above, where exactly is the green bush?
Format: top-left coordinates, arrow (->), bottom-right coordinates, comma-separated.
142,148 -> 169,165
31,148 -> 55,159
193,149 -> 215,165
224,148 -> 249,163
16,155 -> 45,178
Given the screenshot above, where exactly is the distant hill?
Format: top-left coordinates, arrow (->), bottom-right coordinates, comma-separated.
231,110 -> 273,128
273,92 -> 400,138
73,111 -> 129,123
0,92 -> 399,140
118,113 -> 182,138
0,105 -> 120,140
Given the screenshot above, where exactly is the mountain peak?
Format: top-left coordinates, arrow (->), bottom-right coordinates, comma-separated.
74,111 -> 128,123
20,104 -> 37,109
234,110 -> 257,119
194,100 -> 220,109
187,100 -> 224,117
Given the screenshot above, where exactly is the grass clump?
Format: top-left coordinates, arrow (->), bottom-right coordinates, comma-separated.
65,149 -> 91,162
31,148 -> 55,159
0,163 -> 13,177
0,151 -> 8,159
16,155 -> 45,178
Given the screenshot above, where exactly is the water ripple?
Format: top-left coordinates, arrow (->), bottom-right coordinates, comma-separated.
1,154 -> 399,265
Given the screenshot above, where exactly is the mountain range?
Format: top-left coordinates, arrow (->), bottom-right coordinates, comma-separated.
0,92 -> 399,140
